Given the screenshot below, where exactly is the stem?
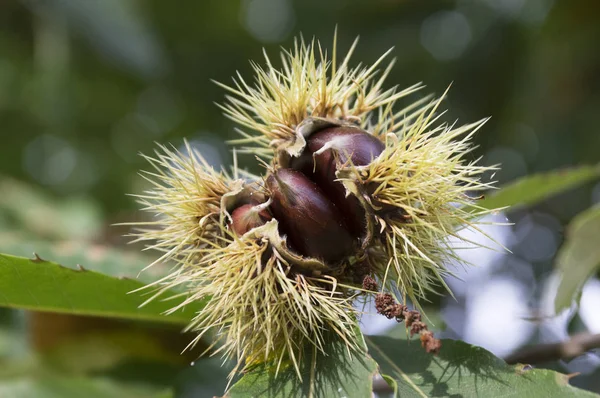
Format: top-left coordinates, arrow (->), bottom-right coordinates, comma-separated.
504,332 -> 600,364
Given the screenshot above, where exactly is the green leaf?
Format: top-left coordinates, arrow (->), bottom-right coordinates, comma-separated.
225,337 -> 378,398
477,165 -> 600,211
0,373 -> 169,398
554,205 -> 600,312
0,232 -> 170,284
174,358 -> 233,398
0,253 -> 203,324
367,336 -> 598,398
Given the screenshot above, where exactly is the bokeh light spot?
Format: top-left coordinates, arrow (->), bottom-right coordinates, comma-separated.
23,134 -> 77,186
241,0 -> 295,43
420,11 -> 472,61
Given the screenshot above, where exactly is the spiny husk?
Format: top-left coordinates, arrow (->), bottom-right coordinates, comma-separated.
129,142 -> 362,380
217,34 -> 422,158
169,220 -> 359,379
337,93 -> 500,305
218,34 -> 504,308
132,33 -> 506,383
128,142 -> 244,273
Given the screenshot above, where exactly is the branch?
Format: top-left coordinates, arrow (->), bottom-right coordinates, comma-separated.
505,332 -> 600,365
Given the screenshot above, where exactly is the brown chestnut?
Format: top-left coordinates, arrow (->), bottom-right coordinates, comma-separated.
307,126 -> 385,167
291,126 -> 385,237
230,202 -> 272,236
266,168 -> 354,264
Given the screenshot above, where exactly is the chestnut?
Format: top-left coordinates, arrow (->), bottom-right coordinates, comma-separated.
266,168 -> 354,263
291,126 -> 385,237
230,202 -> 272,236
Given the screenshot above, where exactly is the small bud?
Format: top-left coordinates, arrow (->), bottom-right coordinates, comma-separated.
230,202 -> 272,236
292,126 -> 385,237
420,331 -> 442,354
362,275 -> 378,291
266,168 -> 354,263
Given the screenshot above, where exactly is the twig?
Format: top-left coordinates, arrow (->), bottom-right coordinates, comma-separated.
505,332 -> 600,364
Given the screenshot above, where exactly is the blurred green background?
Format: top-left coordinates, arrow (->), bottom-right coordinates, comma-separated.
2,0 -> 598,221
1,0 -> 600,396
